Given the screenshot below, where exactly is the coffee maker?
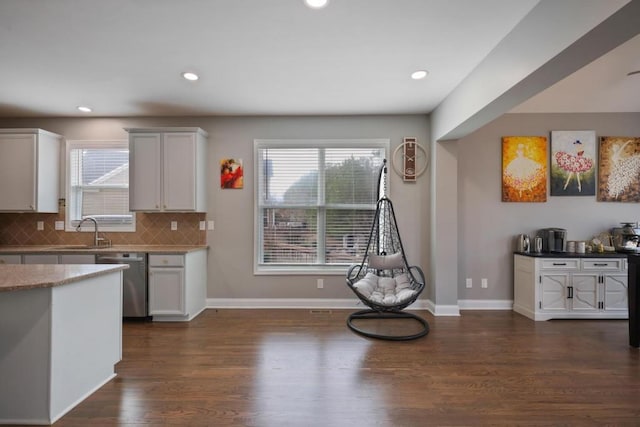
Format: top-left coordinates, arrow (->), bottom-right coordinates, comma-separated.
538,228 -> 567,253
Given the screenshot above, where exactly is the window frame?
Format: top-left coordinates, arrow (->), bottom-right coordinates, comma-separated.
253,138 -> 390,275
65,139 -> 136,233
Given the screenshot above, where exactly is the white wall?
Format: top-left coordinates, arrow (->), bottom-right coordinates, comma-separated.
457,112 -> 640,302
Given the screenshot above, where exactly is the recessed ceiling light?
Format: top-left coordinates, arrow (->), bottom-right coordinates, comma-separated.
77,106 -> 92,113
305,0 -> 329,9
182,72 -> 199,81
627,70 -> 640,76
411,70 -> 428,80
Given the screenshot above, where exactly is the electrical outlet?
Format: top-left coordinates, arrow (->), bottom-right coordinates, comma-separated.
55,221 -> 64,230
171,221 -> 178,231
317,279 -> 324,289
199,221 -> 206,231
37,221 -> 44,231
208,220 -> 215,230
481,278 -> 488,288
466,278 -> 472,288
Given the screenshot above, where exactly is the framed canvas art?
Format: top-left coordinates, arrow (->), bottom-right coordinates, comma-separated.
502,136 -> 547,202
550,130 -> 596,196
220,158 -> 244,189
598,137 -> 640,202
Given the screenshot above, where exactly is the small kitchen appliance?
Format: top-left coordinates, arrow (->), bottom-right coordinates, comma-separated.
612,222 -> 640,253
516,234 -> 530,253
538,228 -> 567,253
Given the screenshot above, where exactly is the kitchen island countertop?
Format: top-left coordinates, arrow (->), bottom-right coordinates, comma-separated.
0,264 -> 128,292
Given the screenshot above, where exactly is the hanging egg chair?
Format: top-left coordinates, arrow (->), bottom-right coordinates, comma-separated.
345,159 -> 429,340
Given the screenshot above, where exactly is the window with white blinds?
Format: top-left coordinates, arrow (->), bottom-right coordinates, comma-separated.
66,140 -> 135,232
254,139 -> 388,272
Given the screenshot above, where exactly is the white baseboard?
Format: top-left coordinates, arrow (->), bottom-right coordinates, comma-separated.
206,298 -> 435,311
207,299 -> 509,314
207,298 -> 360,309
425,299 -> 461,316
458,299 -> 514,310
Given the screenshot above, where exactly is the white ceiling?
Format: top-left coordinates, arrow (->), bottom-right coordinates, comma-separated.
0,0 -> 638,118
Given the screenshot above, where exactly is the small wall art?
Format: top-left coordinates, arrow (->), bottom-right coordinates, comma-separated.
550,130 -> 596,196
502,136 -> 547,202
220,158 -> 244,189
598,136 -> 640,202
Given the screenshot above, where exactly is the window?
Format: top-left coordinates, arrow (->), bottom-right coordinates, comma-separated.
66,140 -> 135,232
254,139 -> 388,273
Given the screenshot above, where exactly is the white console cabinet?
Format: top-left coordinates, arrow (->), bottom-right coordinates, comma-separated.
148,250 -> 207,321
514,254 -> 628,321
127,127 -> 207,212
0,129 -> 61,213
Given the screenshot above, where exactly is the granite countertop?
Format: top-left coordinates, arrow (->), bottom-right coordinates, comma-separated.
514,251 -> 629,258
0,264 -> 128,293
0,245 -> 208,254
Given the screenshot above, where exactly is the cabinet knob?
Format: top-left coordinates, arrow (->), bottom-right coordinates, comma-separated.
155,204 -> 159,209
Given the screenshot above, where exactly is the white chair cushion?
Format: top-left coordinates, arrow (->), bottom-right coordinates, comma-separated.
368,252 -> 404,270
353,272 -> 417,307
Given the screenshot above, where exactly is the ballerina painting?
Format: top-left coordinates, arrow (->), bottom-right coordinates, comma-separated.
550,130 -> 596,196
502,136 -> 547,202
598,136 -> 640,202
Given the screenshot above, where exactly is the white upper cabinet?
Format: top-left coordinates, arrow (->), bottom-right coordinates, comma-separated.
127,127 -> 207,212
0,129 -> 61,213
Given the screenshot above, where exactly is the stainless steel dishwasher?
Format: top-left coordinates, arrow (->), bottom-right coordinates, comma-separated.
96,253 -> 148,318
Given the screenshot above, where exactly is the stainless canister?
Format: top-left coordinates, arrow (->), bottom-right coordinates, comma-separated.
534,236 -> 543,253
576,241 -> 586,254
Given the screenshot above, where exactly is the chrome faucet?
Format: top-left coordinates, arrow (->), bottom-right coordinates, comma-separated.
76,216 -> 106,247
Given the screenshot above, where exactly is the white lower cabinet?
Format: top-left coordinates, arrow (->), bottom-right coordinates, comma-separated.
23,254 -> 59,264
514,254 -> 628,321
148,250 -> 207,322
0,254 -> 22,264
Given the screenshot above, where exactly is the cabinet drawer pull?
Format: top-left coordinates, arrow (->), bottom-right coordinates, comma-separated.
593,263 -> 608,267
552,262 -> 567,266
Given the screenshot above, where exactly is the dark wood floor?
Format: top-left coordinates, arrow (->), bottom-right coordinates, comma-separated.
52,309 -> 639,426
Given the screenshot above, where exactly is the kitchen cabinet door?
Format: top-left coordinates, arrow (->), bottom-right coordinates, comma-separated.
163,132 -> 197,211
129,133 -> 162,211
23,254 -> 59,264
0,254 -> 22,264
0,129 -> 60,213
148,267 -> 185,316
0,134 -> 36,211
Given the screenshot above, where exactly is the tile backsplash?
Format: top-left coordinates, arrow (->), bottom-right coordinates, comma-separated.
0,202 -> 206,246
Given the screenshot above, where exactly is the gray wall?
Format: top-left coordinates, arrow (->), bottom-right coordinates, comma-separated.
0,115 -> 431,301
457,112 -> 640,302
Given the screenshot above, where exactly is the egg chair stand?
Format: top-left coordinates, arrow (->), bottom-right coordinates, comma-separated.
345,160 -> 429,341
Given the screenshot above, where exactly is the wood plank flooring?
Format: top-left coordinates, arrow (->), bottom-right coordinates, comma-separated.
52,309 -> 639,426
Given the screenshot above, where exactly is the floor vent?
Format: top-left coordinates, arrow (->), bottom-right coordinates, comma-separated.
309,309 -> 332,314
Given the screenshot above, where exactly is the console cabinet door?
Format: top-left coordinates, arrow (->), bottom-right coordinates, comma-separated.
540,273 -> 570,312
571,274 -> 599,312
603,273 -> 628,312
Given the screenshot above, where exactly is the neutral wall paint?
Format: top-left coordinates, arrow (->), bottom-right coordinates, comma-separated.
457,112 -> 640,301
0,115 -> 431,301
